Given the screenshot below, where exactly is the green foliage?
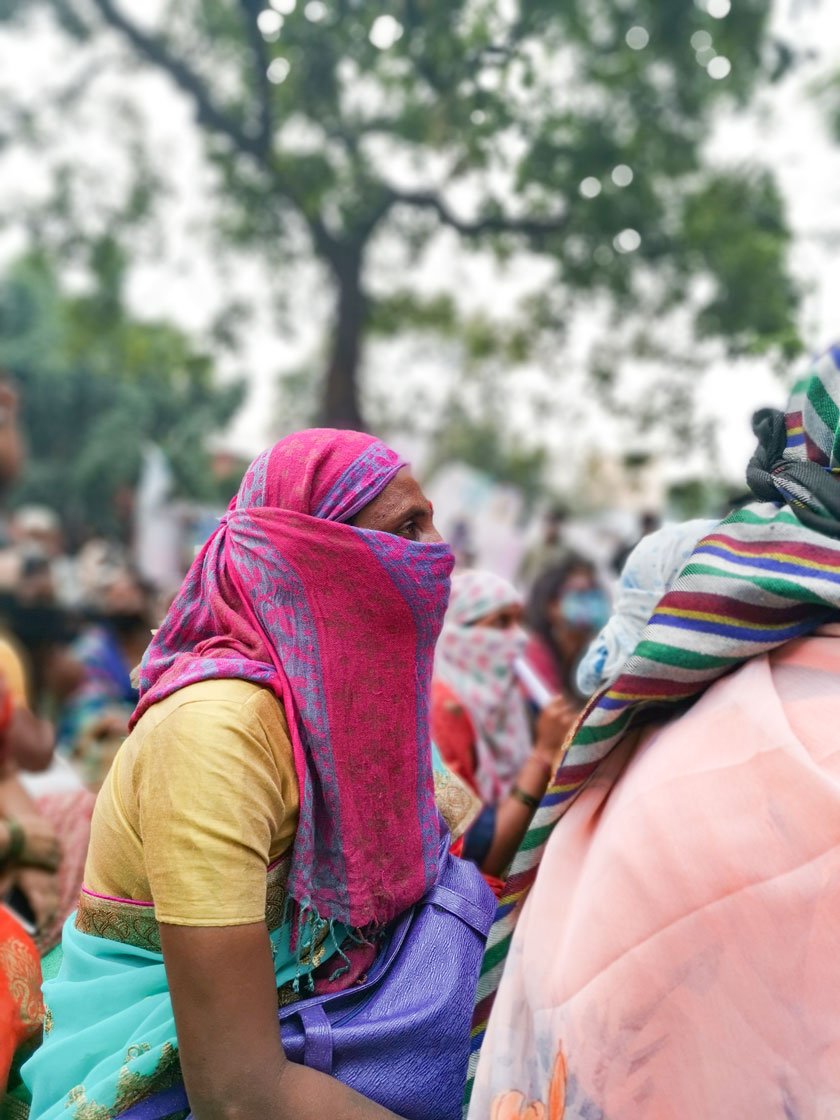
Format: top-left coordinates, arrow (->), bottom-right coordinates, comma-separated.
368,291 -> 532,365
425,398 -> 547,509
678,171 -> 801,359
0,250 -> 244,539
666,478 -> 732,521
0,0 -> 803,439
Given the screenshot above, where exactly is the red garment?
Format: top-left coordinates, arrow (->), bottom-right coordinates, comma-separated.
431,679 -> 479,798
483,872 -> 506,899
432,681 -> 508,899
0,906 -> 43,1088
523,634 -> 564,695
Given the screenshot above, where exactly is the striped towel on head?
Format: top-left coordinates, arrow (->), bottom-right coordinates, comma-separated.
464,345 -> 840,1115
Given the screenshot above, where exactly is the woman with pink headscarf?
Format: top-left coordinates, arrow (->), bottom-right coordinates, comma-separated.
22,430 -> 480,1120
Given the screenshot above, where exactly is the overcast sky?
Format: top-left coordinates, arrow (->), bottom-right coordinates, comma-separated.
1,0 -> 840,493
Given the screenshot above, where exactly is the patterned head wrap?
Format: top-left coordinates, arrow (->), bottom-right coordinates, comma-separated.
135,429 -> 455,930
576,519 -> 719,695
435,571 -> 530,803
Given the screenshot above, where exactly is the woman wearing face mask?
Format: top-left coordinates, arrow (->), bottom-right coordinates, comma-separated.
431,571 -> 574,884
23,430 -> 489,1120
523,556 -> 611,702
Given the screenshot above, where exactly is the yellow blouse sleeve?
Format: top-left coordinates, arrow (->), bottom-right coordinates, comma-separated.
0,636 -> 29,707
135,688 -> 298,926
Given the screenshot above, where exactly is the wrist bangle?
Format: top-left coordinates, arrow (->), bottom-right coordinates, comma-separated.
510,786 -> 541,812
3,818 -> 24,863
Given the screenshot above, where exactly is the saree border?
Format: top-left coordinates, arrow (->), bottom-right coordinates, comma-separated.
75,855 -> 293,954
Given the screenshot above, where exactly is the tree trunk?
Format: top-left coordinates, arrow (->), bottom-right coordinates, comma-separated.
320,246 -> 366,430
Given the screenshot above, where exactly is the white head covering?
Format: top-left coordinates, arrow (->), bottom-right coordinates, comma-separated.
435,570 -> 531,803
576,519 -> 719,696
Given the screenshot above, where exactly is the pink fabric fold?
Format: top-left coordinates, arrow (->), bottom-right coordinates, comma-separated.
471,627 -> 840,1117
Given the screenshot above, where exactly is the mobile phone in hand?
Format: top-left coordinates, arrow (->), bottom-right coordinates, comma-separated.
3,886 -> 37,935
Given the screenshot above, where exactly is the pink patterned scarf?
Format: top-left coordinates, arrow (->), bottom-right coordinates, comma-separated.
133,429 -> 454,929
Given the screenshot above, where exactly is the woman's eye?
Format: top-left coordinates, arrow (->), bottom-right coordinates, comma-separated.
399,520 -> 419,539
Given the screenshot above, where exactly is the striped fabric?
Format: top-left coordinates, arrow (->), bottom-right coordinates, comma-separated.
464,346 -> 840,1115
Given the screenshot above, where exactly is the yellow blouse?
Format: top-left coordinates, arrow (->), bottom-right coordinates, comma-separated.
83,678 -> 299,927
83,677 -> 480,932
0,633 -> 31,708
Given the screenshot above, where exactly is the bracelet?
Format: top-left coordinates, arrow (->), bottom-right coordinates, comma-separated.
1,818 -> 25,864
510,786 -> 541,812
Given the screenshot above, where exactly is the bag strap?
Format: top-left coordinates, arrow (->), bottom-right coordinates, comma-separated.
423,883 -> 494,938
299,1003 -> 333,1074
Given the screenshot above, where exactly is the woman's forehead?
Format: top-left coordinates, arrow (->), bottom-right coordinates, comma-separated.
371,469 -> 427,513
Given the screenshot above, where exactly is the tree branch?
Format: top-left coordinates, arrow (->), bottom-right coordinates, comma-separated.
88,0 -> 263,160
236,0 -> 273,157
386,188 -> 568,241
86,0 -> 328,241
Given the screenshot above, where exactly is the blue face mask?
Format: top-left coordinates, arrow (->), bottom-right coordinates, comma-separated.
559,588 -> 610,631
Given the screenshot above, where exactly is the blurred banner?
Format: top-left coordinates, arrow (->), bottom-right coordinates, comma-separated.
133,444 -> 181,590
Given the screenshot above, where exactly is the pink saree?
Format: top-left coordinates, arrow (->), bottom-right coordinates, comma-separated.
473,625 -> 840,1119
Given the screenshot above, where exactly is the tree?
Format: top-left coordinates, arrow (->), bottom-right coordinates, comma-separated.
0,247 -> 244,539
0,0 -> 801,432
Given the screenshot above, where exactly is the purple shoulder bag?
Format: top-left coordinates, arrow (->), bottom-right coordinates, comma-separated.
119,833 -> 495,1120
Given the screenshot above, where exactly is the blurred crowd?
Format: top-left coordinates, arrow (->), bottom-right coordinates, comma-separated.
0,371 -> 668,962
0,373 -> 674,1098
431,500 -> 672,896
0,383 -> 163,981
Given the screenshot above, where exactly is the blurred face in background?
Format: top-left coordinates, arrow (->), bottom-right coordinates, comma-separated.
544,511 -> 566,545
472,603 -> 524,632
12,506 -> 63,560
103,572 -> 146,617
549,565 -> 610,670
100,570 -> 154,640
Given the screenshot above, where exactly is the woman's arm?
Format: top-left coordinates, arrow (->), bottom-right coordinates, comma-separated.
0,772 -> 61,870
5,706 -> 55,771
161,922 -> 405,1120
0,772 -> 62,935
478,695 -> 575,878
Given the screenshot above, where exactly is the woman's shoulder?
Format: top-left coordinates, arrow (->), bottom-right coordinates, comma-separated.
119,678 -> 295,802
123,679 -> 292,778
138,678 -> 287,732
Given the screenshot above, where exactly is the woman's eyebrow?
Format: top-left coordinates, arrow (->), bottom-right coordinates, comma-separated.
401,502 -> 432,520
